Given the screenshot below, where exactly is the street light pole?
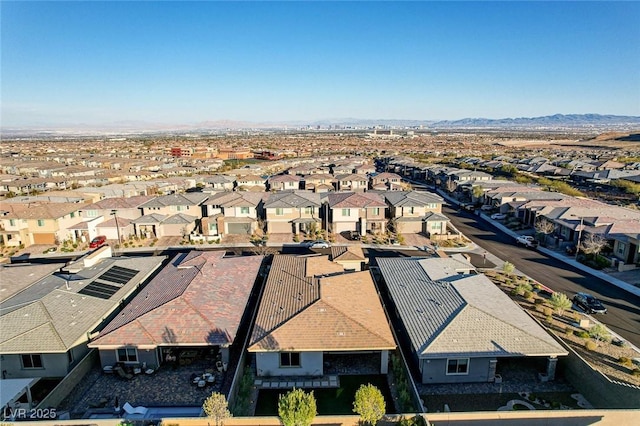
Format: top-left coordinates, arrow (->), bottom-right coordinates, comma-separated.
575,216 -> 584,259
111,209 -> 121,246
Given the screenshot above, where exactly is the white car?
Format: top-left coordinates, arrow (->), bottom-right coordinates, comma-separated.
491,213 -> 507,220
303,240 -> 330,249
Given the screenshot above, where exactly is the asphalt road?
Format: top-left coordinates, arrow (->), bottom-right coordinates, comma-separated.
443,204 -> 640,348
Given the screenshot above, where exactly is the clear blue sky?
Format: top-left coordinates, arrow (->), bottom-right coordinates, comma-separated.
2,1 -> 639,127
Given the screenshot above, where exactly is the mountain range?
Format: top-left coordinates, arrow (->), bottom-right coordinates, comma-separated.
2,114 -> 639,136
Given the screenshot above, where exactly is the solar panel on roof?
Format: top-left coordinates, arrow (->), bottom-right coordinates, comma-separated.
79,281 -> 121,299
99,266 -> 138,285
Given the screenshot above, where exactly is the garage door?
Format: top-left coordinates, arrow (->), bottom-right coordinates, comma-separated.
32,233 -> 56,244
228,223 -> 251,234
334,222 -> 356,233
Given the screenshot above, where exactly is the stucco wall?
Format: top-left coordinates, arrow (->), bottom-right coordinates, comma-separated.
255,352 -> 323,377
3,353 -> 69,379
421,357 -> 492,384
36,350 -> 98,410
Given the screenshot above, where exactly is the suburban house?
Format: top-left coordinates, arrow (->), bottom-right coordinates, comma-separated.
376,256 -> 567,384
370,172 -> 404,191
383,191 -> 446,234
139,193 -> 207,218
202,192 -> 264,236
0,247 -> 164,379
76,196 -> 152,242
202,175 -> 236,191
323,192 -> 387,235
263,191 -> 321,235
131,213 -> 198,238
302,174 -> 336,193
267,174 -> 303,192
334,174 -> 368,192
248,254 -> 396,377
89,251 -> 263,370
236,174 -> 266,191
0,202 -> 87,247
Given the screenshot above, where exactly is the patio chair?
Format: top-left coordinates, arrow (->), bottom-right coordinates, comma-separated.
114,365 -> 133,380
123,402 -> 148,416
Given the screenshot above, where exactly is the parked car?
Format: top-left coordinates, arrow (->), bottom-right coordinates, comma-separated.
481,205 -> 494,211
460,203 -> 475,212
349,231 -> 361,241
515,235 -> 538,248
302,240 -> 331,249
491,213 -> 507,220
573,292 -> 607,314
89,235 -> 107,248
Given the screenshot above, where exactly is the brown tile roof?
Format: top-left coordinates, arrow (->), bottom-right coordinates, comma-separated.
326,192 -> 386,208
1,202 -> 87,219
248,254 -> 395,352
331,245 -> 366,261
89,251 -> 264,348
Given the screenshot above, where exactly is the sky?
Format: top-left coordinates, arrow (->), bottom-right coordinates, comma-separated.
2,1 -> 640,127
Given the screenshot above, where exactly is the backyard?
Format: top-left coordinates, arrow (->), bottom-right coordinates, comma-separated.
254,375 -> 395,415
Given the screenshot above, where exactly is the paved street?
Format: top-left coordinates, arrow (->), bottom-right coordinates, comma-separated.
443,204 -> 640,348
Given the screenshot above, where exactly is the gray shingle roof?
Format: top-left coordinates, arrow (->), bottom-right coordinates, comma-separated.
377,257 -> 566,359
0,256 -> 165,353
263,192 -> 321,209
384,191 -> 444,207
140,193 -> 208,208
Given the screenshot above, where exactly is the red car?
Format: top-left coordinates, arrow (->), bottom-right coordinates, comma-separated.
89,235 -> 107,248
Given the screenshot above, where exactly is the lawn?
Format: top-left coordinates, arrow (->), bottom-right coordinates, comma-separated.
255,375 -> 396,415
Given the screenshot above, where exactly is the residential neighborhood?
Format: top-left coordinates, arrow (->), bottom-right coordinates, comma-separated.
1,131 -> 639,424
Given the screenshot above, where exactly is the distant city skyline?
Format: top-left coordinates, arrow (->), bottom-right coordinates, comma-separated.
2,1 -> 639,128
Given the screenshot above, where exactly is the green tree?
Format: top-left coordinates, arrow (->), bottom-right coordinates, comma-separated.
471,185 -> 484,200
202,392 -> 231,426
589,323 -> 612,345
502,261 -> 515,276
278,388 -> 317,426
550,292 -> 572,318
353,384 -> 386,425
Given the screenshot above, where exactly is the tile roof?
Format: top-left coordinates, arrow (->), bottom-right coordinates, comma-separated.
204,192 -> 264,207
89,251 -> 264,348
84,196 -> 154,210
326,192 -> 387,208
376,257 -> 566,359
0,256 -> 165,353
1,202 -> 87,220
139,193 -> 208,208
331,245 -> 366,261
263,191 -> 321,209
248,254 -> 395,352
384,190 -> 444,207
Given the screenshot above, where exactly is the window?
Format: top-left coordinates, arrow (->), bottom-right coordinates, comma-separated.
428,203 -> 438,209
431,222 -> 441,230
341,208 -> 351,217
116,347 -> 138,363
304,207 -> 314,215
86,210 -> 97,217
408,207 -> 415,215
617,242 -> 626,256
446,358 -> 469,375
21,354 -> 43,369
240,207 -> 250,214
37,219 -> 45,227
70,212 -> 75,218
372,208 -> 380,215
275,208 -> 284,216
176,205 -> 186,212
280,352 -> 301,367
9,219 -> 15,226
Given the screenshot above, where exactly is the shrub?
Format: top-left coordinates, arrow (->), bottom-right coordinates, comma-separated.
543,307 -> 553,317
632,369 -> 640,377
565,329 -> 574,337
534,298 -> 544,305
353,384 -> 385,425
585,340 -> 597,351
278,388 -> 316,426
618,357 -> 633,367
523,290 -> 533,300
577,330 -> 590,339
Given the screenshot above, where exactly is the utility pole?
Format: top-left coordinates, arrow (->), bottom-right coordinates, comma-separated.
575,216 -> 584,259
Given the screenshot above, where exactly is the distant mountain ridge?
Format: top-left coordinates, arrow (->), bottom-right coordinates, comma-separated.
2,114 -> 639,136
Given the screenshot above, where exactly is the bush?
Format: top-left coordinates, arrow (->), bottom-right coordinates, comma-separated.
577,330 -> 590,339
632,369 -> 640,377
585,340 -> 597,351
565,329 -> 574,337
618,357 -> 633,367
534,298 -> 544,305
